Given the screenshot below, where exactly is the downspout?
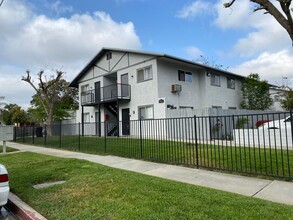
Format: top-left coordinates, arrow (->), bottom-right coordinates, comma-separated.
81,105 -> 84,136
117,98 -> 119,137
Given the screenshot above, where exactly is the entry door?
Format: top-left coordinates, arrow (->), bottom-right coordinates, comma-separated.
121,73 -> 129,98
122,108 -> 130,135
95,81 -> 101,103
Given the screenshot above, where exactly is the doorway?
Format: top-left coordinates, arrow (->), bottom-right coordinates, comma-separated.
121,73 -> 129,98
122,108 -> 130,135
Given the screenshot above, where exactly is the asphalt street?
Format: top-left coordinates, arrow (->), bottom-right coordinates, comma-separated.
0,207 -> 19,220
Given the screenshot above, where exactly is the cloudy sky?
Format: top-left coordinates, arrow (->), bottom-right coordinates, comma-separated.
0,0 -> 292,109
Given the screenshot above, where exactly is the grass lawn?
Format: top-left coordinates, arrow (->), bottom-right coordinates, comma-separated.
0,152 -> 292,220
17,135 -> 293,179
0,145 -> 19,153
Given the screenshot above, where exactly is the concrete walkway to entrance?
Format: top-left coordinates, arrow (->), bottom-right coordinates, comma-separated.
6,142 -> 293,206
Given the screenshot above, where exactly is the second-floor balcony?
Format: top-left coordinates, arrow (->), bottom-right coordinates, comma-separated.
81,83 -> 131,106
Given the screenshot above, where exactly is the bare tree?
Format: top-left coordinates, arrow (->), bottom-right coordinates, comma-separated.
195,55 -> 229,70
22,70 -> 77,133
0,0 -> 4,7
224,0 -> 293,45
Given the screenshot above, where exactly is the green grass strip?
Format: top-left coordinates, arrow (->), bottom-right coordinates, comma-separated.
0,145 -> 19,153
0,152 -> 292,220
16,136 -> 293,179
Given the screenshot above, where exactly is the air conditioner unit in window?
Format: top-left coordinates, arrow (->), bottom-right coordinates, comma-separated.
171,84 -> 182,93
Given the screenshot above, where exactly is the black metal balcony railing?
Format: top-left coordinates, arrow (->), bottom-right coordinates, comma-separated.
81,83 -> 131,105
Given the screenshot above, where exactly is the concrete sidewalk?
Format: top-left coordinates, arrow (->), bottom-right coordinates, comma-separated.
5,142 -> 293,206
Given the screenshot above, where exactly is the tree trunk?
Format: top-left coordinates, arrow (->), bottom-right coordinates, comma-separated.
45,108 -> 54,136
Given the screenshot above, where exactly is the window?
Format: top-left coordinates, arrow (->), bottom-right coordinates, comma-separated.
81,84 -> 91,104
138,105 -> 154,119
178,70 -> 192,82
137,66 -> 153,82
81,84 -> 89,92
179,106 -> 194,109
274,95 -> 280,102
83,113 -> 90,123
106,52 -> 112,60
212,106 -> 222,109
210,74 -> 221,86
228,107 -> 237,110
227,78 -> 235,89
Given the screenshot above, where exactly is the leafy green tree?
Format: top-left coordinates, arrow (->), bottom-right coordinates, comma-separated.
224,1 -> 293,45
281,87 -> 293,110
241,73 -> 273,110
22,70 -> 78,127
1,104 -> 28,125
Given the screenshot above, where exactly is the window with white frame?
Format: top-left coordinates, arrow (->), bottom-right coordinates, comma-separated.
137,66 -> 153,83
178,70 -> 192,82
138,105 -> 154,119
210,74 -> 221,86
81,84 -> 91,104
83,113 -> 90,123
227,78 -> 235,89
81,84 -> 89,92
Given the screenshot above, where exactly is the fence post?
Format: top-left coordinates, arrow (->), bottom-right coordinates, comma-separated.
23,126 -> 25,143
44,124 -> 47,147
139,118 -> 143,159
208,116 -> 212,141
13,126 -> 16,142
59,121 -> 62,148
32,125 -> 35,144
104,122 -> 107,154
78,123 -> 81,151
194,115 -> 199,169
289,111 -> 293,178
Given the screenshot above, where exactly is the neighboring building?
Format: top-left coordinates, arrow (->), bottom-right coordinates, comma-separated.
0,96 -> 7,125
69,48 -> 247,135
269,86 -> 286,111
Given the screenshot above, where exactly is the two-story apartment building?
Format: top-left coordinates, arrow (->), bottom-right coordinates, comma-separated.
69,48 -> 245,136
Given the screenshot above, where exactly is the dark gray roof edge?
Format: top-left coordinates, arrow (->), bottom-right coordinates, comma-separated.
161,54 -> 245,79
69,47 -> 245,87
69,47 -> 165,87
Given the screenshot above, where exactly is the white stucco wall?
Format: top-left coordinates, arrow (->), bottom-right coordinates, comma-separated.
203,73 -> 242,109
117,59 -> 161,120
157,59 -> 202,111
75,51 -> 160,123
74,50 -> 244,124
156,59 -> 243,112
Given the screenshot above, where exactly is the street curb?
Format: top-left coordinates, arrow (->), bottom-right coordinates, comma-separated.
6,192 -> 47,220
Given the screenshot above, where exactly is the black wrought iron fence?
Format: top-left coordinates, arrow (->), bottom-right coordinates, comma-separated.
14,112 -> 293,179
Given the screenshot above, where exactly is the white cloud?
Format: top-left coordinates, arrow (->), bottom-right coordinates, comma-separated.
0,0 -> 142,108
43,0 -> 73,16
214,0 -> 257,29
214,0 -> 291,57
184,46 -> 203,60
230,49 -> 293,86
234,20 -> 290,57
177,1 -> 212,19
0,5 -> 141,68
